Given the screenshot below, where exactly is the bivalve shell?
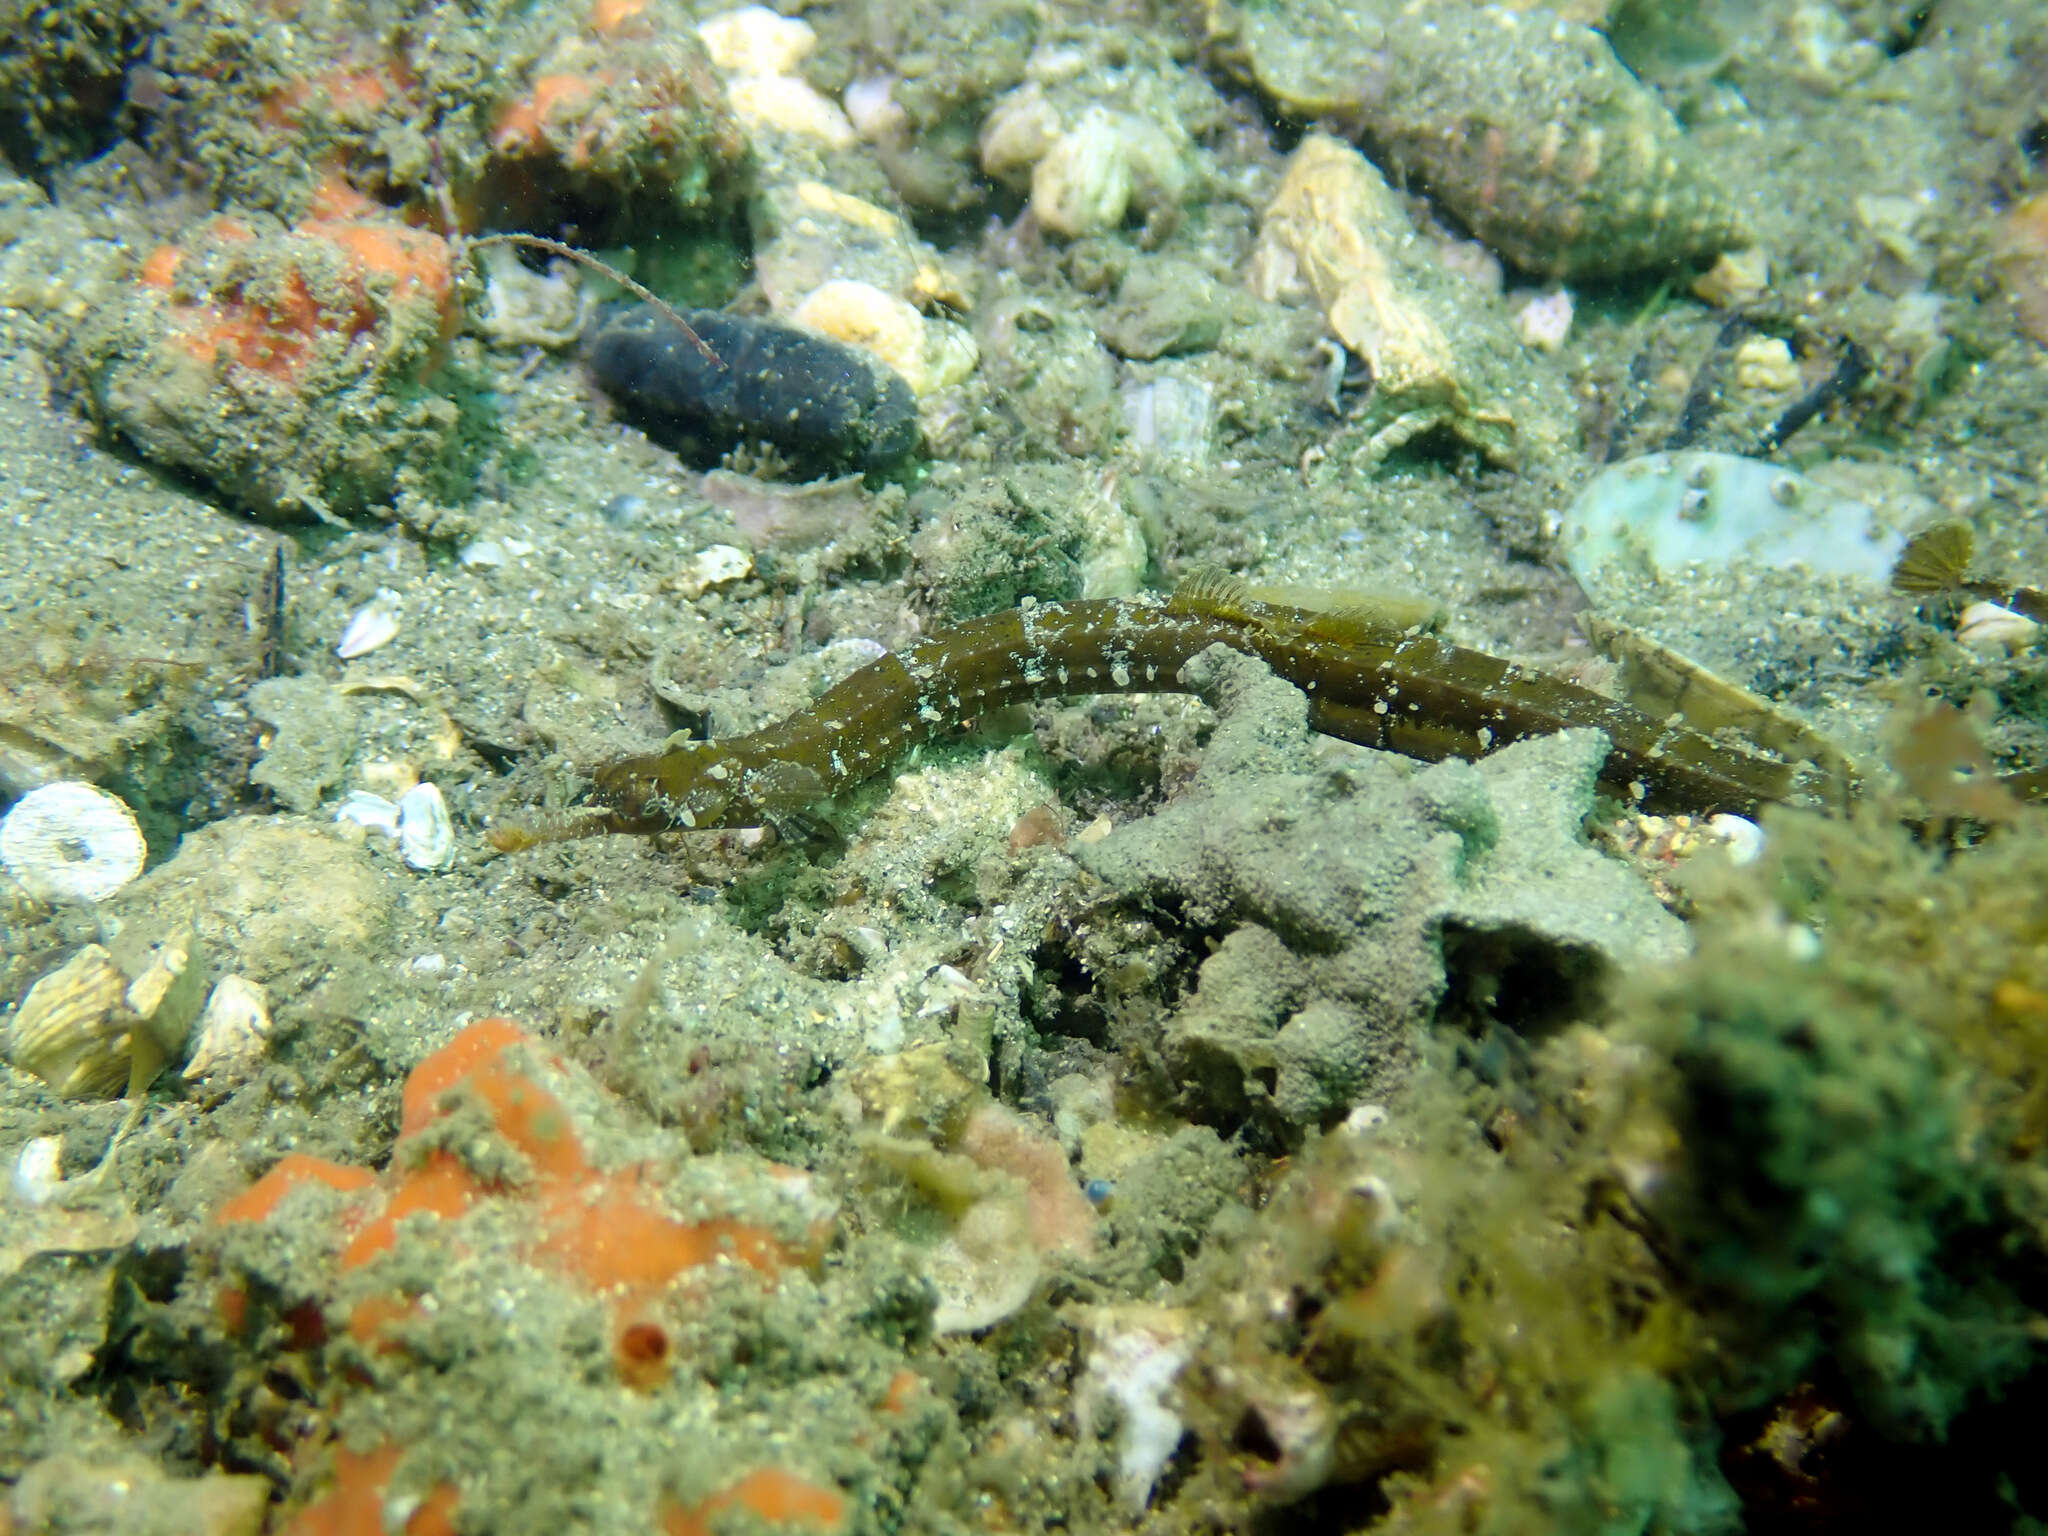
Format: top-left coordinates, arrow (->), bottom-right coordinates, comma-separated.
0,782 -> 146,904
336,591 -> 401,659
5,945 -> 130,1097
397,782 -> 455,870
4,929 -> 204,1099
183,975 -> 273,1085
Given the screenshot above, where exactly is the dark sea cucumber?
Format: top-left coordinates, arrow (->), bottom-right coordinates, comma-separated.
587,305 -> 920,475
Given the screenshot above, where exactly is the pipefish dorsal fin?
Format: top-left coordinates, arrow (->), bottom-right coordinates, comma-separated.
1892,520 -> 1975,596
1168,567 -> 1445,644
1167,566 -> 1259,622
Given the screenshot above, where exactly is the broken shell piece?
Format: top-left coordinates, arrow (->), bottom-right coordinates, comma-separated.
677,543 -> 754,599
1251,134 -> 1520,466
790,279 -> 977,396
1692,246 -> 1771,308
1955,600 -> 2040,655
5,930 -> 201,1100
335,789 -> 402,837
11,1135 -> 63,1205
123,927 -> 206,1042
397,782 -> 455,870
1032,111 -> 1133,237
335,591 -> 401,659
1732,335 -> 1801,395
0,782 -> 146,904
183,976 -> 272,1085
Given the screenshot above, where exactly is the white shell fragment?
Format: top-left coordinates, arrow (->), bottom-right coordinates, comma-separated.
1955,600 -> 2041,655
335,789 -> 403,838
183,975 -> 272,1085
0,782 -> 146,904
11,1135 -> 64,1206
335,590 -> 401,659
678,543 -> 753,598
397,782 -> 455,870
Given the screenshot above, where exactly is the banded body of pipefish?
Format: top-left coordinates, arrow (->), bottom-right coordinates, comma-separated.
491,572 -> 1846,849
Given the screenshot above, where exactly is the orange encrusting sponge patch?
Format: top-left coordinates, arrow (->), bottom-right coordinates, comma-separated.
282,1443 -> 459,1536
215,1020 -> 841,1531
137,189 -> 457,384
214,1152 -> 378,1226
214,1018 -> 804,1374
660,1467 -> 850,1536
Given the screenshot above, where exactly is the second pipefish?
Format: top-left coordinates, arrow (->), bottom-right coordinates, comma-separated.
496,572 -> 1841,847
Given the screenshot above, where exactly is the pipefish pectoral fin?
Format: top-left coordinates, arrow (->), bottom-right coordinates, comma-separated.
1891,520 -> 1975,597
736,757 -> 830,818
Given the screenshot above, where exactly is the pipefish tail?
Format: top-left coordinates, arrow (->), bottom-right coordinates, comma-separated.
492,573 -> 1845,848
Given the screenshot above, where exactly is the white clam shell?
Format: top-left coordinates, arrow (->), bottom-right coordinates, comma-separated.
11,1135 -> 64,1205
336,591 -> 401,659
335,789 -> 403,837
397,783 -> 455,870
0,782 -> 146,904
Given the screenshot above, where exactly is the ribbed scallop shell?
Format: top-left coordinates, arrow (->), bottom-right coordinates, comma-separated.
4,930 -> 203,1099
5,944 -> 134,1099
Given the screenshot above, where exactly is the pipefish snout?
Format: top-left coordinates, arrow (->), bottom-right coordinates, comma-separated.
495,572 -> 1847,848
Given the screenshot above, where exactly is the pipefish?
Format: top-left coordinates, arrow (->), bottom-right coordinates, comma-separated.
491,572 -> 1845,848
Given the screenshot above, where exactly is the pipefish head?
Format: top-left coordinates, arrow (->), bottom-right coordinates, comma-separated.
591,743 -> 737,830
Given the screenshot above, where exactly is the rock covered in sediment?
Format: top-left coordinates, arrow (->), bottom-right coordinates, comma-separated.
1206,0 -> 1744,278
67,207 -> 468,522
1074,646 -> 1685,1134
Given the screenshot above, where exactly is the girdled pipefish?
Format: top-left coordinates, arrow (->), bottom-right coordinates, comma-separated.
491,573 -> 1846,850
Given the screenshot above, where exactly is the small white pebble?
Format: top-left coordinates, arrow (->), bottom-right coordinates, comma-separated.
1341,1103 -> 1389,1135
1512,289 -> 1574,352
1706,813 -> 1765,866
843,75 -> 906,140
